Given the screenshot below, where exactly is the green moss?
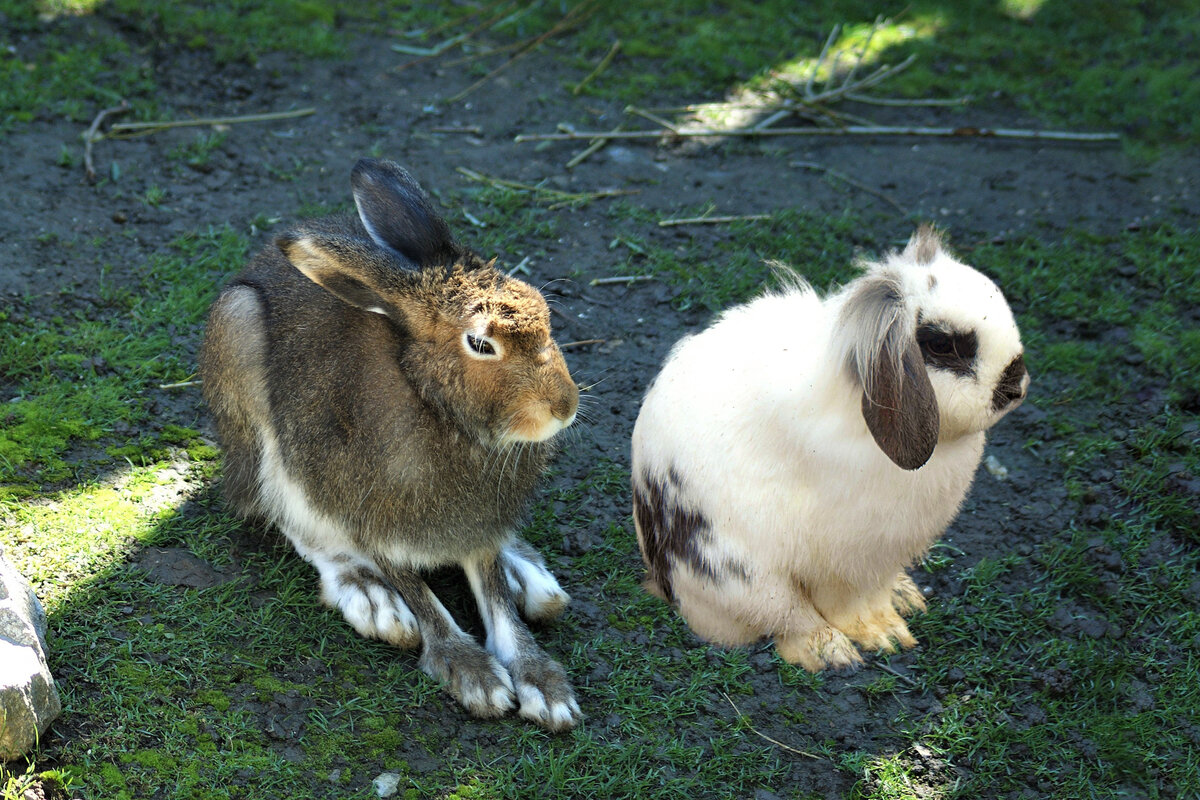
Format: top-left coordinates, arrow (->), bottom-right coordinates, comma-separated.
195,689 -> 232,713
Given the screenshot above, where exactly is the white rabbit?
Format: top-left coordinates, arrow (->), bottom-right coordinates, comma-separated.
200,159 -> 581,729
631,226 -> 1028,672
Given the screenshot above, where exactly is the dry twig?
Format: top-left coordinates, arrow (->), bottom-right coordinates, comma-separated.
83,100 -> 130,182
659,214 -> 772,227
791,160 -> 906,215
565,132 -> 617,169
589,275 -> 655,286
559,338 -> 605,350
456,166 -> 638,207
446,0 -> 598,103
721,692 -> 822,760
108,108 -> 316,135
515,124 -> 1120,144
573,39 -> 621,95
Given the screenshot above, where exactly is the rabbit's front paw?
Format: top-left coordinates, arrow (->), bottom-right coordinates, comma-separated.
891,572 -> 927,618
775,626 -> 863,674
420,636 -> 516,719
508,652 -> 581,731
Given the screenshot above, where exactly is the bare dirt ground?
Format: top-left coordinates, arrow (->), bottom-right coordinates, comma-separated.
4,12 -> 1199,799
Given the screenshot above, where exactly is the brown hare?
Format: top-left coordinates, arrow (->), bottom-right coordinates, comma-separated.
200,158 -> 581,730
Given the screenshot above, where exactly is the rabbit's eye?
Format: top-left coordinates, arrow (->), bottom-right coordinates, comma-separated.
926,334 -> 955,356
917,324 -> 977,376
465,333 -> 498,357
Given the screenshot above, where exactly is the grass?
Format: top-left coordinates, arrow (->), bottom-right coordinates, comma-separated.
2,2 -> 1199,799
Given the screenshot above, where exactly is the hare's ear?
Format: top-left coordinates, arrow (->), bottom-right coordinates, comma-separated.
839,274 -> 939,470
277,232 -> 402,318
350,158 -> 458,268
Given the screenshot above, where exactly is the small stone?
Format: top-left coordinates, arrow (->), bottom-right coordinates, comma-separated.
373,772 -> 402,798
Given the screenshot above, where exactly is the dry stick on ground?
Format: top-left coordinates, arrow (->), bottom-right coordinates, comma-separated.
108,107 -> 316,135
573,39 -> 621,95
626,105 -> 682,133
430,125 -> 484,134
791,160 -> 906,215
392,1 -> 519,72
456,166 -> 639,206
559,338 -> 606,350
446,0 -> 598,103
590,275 -> 655,285
158,379 -> 202,390
659,214 -> 772,227
515,125 -> 1121,143
565,131 -> 617,169
83,100 -> 130,182
721,691 -> 823,760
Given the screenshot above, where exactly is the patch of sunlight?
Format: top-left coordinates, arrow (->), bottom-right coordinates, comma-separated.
859,749 -> 956,799
999,0 -> 1048,21
36,0 -> 106,20
681,15 -> 944,134
0,459 -> 193,614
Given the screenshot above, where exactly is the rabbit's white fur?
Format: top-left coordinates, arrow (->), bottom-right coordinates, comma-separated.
632,227 -> 1027,671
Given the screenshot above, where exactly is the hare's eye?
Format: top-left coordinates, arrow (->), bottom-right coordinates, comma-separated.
465,333 -> 498,357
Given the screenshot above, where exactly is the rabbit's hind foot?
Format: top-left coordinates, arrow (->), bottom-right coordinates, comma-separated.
891,572 -> 927,618
775,626 -> 864,674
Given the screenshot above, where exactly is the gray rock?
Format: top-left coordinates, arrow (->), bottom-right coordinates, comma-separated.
0,547 -> 62,761
372,772 -> 402,798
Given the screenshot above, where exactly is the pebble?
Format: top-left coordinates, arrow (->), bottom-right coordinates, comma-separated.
373,773 -> 401,798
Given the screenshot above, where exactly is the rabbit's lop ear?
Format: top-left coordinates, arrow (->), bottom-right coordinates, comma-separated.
350,158 -> 458,268
840,274 -> 939,470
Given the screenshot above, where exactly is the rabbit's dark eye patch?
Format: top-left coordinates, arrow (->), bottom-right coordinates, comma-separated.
917,323 -> 977,376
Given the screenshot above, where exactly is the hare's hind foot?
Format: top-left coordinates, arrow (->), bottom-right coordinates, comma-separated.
465,553 -> 581,731
508,653 -> 581,732
420,635 -> 517,718
501,538 -> 569,622
775,625 -> 863,674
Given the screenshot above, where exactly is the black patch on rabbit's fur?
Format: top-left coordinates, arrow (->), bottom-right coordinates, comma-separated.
992,354 -> 1028,410
916,323 -> 978,377
635,467 -> 748,603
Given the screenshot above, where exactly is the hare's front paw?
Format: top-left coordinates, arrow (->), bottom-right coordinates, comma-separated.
508,652 -> 581,731
501,542 -> 570,622
420,635 -> 516,719
775,626 -> 863,674
891,572 -> 927,618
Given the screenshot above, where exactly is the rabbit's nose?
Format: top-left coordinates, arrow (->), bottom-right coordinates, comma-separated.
992,354 -> 1028,410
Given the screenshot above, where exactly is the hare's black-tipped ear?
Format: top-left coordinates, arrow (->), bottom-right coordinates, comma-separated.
350,158 -> 458,268
840,273 -> 940,470
276,232 -> 397,316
